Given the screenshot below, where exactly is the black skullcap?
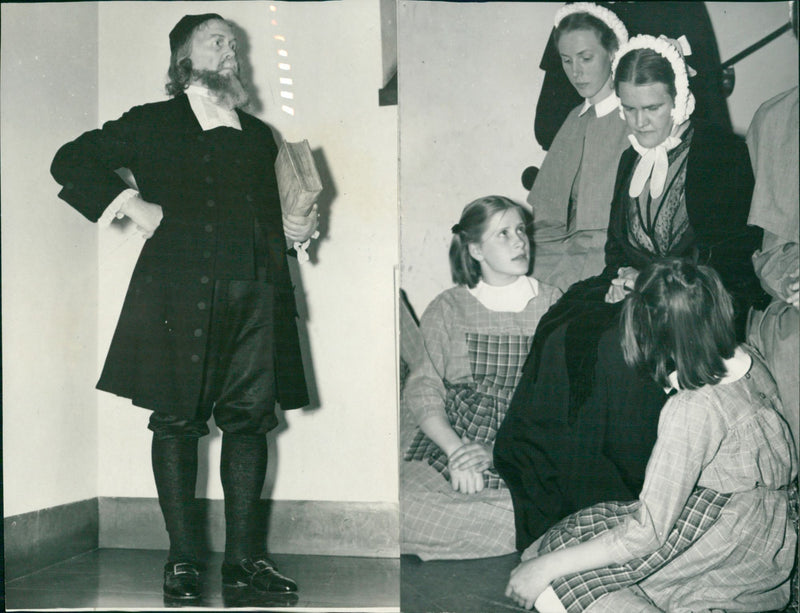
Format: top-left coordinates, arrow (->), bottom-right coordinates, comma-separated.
169,13 -> 224,53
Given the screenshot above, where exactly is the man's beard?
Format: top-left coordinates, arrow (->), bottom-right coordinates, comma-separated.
192,69 -> 249,110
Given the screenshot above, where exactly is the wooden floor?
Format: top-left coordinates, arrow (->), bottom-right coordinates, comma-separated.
401,553 -> 525,613
6,548 -> 796,612
4,548 -> 400,611
400,553 -> 799,613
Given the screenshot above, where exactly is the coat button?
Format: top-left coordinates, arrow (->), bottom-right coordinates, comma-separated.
205,224 -> 214,233
203,154 -> 212,163
197,301 -> 206,310
203,250 -> 211,259
194,329 -> 203,337
204,176 -> 214,184
191,354 -> 200,363
245,194 -> 254,202
200,276 -> 209,284
206,199 -> 215,208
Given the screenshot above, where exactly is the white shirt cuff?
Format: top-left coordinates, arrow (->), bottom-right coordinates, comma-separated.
99,188 -> 138,227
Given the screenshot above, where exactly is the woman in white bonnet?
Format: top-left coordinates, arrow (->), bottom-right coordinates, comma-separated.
528,2 -> 630,293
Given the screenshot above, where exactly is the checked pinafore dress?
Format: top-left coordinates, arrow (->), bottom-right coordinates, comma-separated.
531,347 -> 797,613
401,279 -> 561,559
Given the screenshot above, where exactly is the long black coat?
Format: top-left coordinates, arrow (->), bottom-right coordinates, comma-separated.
51,94 -> 309,417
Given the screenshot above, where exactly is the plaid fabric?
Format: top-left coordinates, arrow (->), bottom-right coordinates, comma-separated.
405,333 -> 532,489
538,486 -> 731,613
782,479 -> 799,613
466,332 -> 532,391
400,457 -> 516,560
402,284 -> 561,427
405,382 -> 508,488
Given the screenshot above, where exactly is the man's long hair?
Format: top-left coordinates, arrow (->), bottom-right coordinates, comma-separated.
166,35 -> 195,97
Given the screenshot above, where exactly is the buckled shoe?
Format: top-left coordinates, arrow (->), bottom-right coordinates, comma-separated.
163,561 -> 201,600
221,555 -> 298,593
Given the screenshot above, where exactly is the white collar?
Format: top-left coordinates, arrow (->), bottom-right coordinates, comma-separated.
468,276 -> 539,313
186,84 -> 216,100
579,91 -> 620,118
185,84 -> 242,131
665,346 -> 752,392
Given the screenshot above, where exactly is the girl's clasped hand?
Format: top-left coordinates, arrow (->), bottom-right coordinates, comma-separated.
447,437 -> 493,494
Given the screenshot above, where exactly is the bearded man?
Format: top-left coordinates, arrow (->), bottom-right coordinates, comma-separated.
51,14 -> 318,601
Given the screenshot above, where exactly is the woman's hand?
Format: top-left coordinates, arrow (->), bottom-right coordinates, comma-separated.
448,437 -> 493,472
120,194 -> 163,239
448,466 -> 485,494
505,556 -> 555,610
605,266 -> 639,304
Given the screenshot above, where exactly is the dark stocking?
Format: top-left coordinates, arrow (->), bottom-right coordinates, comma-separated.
151,435 -> 199,563
220,432 -> 268,564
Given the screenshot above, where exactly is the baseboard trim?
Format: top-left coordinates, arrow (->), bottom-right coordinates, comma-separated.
99,497 -> 399,558
4,498 -> 99,581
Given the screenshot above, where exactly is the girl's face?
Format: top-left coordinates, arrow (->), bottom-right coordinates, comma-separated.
557,28 -> 614,105
468,208 -> 530,286
618,81 -> 675,148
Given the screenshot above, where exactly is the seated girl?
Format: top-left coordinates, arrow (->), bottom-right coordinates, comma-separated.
401,196 -> 561,560
505,259 -> 796,613
529,2 -> 631,292
494,34 -> 770,552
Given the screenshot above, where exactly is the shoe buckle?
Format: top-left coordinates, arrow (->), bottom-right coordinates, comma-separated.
173,562 -> 199,576
252,558 -> 274,572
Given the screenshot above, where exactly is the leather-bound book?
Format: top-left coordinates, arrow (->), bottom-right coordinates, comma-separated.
275,140 -> 322,217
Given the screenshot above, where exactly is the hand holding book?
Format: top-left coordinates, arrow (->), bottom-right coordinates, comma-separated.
283,203 -> 319,242
276,140 -> 323,261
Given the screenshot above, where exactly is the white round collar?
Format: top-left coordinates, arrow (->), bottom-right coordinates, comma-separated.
468,276 -> 539,313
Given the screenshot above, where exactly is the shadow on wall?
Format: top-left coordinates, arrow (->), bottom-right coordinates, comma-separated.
229,20 -> 263,115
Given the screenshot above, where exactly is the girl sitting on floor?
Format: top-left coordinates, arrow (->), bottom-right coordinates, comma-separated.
401,196 -> 561,560
505,258 -> 797,613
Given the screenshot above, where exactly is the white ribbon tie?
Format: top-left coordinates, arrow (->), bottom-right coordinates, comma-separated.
627,133 -> 683,199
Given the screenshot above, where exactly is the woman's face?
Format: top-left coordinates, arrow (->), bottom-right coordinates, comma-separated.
468,208 -> 530,286
557,28 -> 614,105
618,81 -> 675,148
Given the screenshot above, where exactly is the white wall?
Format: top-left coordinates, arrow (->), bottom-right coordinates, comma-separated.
3,0 -> 399,516
398,1 -> 554,316
398,1 -> 799,318
707,1 -> 799,134
1,3 -> 100,517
